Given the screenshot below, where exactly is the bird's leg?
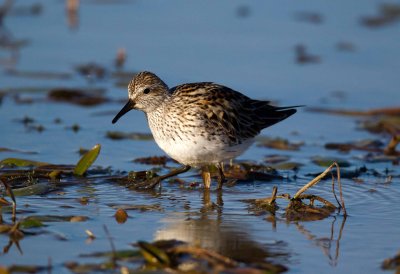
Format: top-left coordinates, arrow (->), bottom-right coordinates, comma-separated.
216,162 -> 225,189
133,165 -> 191,190
201,166 -> 212,189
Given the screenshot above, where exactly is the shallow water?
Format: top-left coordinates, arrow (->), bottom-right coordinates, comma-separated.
0,1 -> 400,273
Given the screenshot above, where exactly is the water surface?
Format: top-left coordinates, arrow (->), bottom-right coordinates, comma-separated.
0,1 -> 399,273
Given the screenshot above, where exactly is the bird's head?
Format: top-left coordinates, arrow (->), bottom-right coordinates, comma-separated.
112,71 -> 169,124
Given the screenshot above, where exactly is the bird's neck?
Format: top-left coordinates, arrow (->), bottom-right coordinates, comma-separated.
146,102 -> 165,125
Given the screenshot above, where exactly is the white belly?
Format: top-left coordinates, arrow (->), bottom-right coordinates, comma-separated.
151,130 -> 253,166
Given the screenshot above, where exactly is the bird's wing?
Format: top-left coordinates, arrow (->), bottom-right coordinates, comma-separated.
170,83 -> 297,144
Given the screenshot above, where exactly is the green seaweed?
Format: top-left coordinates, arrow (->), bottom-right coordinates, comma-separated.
0,158 -> 49,167
73,144 -> 101,176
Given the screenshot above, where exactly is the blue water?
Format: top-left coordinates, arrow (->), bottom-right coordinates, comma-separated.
1,1 -> 400,273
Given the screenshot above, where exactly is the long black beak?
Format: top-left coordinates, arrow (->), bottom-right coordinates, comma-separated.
112,100 -> 135,124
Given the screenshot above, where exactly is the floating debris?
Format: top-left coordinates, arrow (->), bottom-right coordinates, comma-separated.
12,182 -> 55,196
382,251 -> 400,272
257,136 -> 303,150
236,5 -> 251,18
325,139 -> 384,153
295,44 -> 321,64
112,71 -> 138,88
0,147 -> 37,154
308,107 -> 400,156
264,155 -> 291,164
66,0 -> 79,29
308,106 -> 400,116
48,88 -> 108,106
77,147 -> 89,155
19,218 -> 44,229
360,117 -> 400,155
360,116 -> 400,135
108,204 -> 163,212
2,264 -> 51,273
133,156 -> 170,166
245,162 -> 346,221
114,208 -> 128,224
10,3 -> 43,16
22,215 -> 88,223
222,162 -> 283,182
270,161 -> 303,171
294,11 -> 323,24
336,41 -> 356,52
285,196 -> 336,221
361,3 -> 400,28
0,158 -> 49,167
5,69 -> 72,80
114,48 -> 126,69
311,156 -> 351,167
85,229 -> 96,241
73,144 -> 101,176
65,123 -> 81,133
75,62 -> 106,80
14,115 -> 35,125
106,131 -> 153,141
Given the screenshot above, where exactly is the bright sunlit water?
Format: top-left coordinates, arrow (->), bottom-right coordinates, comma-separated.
0,1 -> 399,273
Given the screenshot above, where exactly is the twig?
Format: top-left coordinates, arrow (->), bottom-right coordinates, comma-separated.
0,178 -> 16,222
293,163 -> 335,199
334,162 -> 347,216
293,162 -> 347,216
270,186 -> 277,204
331,170 -> 341,208
103,225 -> 117,268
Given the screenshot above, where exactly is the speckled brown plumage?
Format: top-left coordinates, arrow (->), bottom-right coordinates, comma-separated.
112,71 -> 299,188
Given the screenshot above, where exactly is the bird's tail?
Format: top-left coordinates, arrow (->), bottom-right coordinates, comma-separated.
252,103 -> 304,129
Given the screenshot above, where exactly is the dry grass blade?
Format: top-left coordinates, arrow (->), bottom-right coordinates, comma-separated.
270,186 -> 278,204
331,172 -> 341,208
328,162 -> 347,216
293,162 -> 347,216
103,225 -> 117,269
334,163 -> 347,216
293,164 -> 334,199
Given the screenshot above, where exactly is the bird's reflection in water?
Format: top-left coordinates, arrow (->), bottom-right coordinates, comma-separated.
155,189 -> 289,265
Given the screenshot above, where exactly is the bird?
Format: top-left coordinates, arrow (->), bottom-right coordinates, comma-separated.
112,71 -> 299,189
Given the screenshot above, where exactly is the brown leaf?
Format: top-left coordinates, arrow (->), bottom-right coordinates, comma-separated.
115,208 -> 128,224
133,156 -> 169,166
48,88 -> 108,106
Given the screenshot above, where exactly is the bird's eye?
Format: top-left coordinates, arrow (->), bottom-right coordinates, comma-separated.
143,88 -> 150,94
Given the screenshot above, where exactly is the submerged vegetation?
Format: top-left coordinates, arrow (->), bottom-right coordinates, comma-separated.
0,82 -> 398,272
0,142 -> 350,273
